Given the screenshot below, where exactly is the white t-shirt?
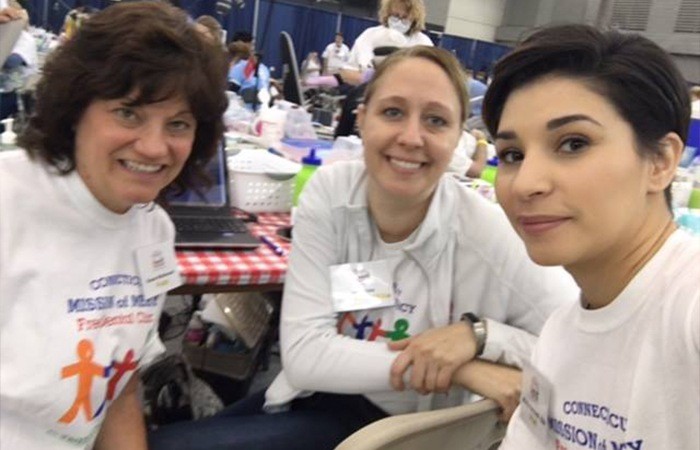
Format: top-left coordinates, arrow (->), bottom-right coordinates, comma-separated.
322,42 -> 350,74
501,229 -> 700,450
345,25 -> 433,71
0,151 -> 173,449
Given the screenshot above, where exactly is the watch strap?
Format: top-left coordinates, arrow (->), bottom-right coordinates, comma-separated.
461,312 -> 487,356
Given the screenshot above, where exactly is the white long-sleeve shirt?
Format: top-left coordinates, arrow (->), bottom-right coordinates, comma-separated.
265,160 -> 579,414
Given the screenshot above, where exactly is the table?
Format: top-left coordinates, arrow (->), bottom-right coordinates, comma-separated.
171,212 -> 291,295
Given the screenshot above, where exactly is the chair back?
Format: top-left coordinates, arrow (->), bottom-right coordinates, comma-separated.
335,399 -> 505,450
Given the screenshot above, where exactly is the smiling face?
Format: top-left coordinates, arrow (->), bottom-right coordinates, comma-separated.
74,95 -> 196,213
494,76 -> 667,269
357,57 -> 462,207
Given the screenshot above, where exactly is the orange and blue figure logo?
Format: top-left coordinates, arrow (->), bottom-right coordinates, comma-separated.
58,339 -> 109,424
58,340 -> 139,423
93,350 -> 139,417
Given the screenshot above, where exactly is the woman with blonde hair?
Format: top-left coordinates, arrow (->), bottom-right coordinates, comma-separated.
150,45 -> 576,450
340,0 -> 432,85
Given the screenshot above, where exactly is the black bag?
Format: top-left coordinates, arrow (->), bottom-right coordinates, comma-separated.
140,355 -> 195,429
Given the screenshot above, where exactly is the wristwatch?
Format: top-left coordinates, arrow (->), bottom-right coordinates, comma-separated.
461,312 -> 487,356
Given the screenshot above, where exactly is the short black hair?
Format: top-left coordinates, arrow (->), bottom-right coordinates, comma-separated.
231,31 -> 253,43
483,24 -> 691,208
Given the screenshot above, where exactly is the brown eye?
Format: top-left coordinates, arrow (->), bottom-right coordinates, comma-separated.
560,137 -> 589,154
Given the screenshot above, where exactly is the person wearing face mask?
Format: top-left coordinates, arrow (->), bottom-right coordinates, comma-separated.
340,0 -> 432,86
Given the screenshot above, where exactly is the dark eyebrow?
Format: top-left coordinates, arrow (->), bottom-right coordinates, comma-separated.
494,131 -> 517,141
495,114 -> 603,141
547,114 -> 602,130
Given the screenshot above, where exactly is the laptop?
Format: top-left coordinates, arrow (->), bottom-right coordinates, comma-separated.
166,143 -> 260,249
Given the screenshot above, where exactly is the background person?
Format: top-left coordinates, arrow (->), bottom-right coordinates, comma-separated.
195,15 -> 224,46
227,31 -> 270,109
481,25 -> 699,449
321,32 -> 350,75
300,50 -> 321,82
227,40 -> 250,69
59,0 -> 97,42
0,3 -> 227,449
149,45 -> 578,450
691,85 -> 700,117
340,0 -> 432,86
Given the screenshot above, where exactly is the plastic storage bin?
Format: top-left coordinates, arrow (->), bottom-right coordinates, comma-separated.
227,149 -> 300,213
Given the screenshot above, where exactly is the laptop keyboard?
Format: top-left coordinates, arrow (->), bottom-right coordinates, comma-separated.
175,217 -> 249,233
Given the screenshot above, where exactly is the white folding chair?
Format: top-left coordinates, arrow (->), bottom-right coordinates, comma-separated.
335,399 -> 505,450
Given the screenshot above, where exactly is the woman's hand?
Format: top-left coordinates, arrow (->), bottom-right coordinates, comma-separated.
388,322 -> 477,394
453,360 -> 522,423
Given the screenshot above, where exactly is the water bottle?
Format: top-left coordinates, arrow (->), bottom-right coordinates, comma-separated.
480,157 -> 498,185
293,148 -> 322,206
1,117 -> 16,149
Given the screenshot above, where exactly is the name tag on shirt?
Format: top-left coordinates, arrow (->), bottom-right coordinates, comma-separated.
134,242 -> 182,299
520,360 -> 554,445
330,259 -> 395,312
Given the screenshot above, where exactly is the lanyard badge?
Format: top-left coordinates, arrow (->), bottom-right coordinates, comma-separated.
330,259 -> 396,312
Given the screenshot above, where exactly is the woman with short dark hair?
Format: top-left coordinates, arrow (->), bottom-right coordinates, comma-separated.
484,25 -> 698,449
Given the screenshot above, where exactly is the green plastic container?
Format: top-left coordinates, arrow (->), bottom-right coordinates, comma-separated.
480,165 -> 497,185
689,188 -> 700,210
292,149 -> 322,206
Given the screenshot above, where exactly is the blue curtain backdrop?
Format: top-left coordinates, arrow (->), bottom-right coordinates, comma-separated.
339,15 -> 378,48
24,0 -> 511,79
254,1 -> 337,77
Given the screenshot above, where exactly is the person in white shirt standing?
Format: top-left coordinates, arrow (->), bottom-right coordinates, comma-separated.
340,0 -> 432,85
322,32 -> 350,75
483,24 -> 699,450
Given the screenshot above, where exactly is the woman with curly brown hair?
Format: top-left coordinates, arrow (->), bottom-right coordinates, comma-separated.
0,2 -> 227,449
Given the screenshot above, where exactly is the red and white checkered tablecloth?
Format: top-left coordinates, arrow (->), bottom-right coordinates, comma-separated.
176,213 -> 291,287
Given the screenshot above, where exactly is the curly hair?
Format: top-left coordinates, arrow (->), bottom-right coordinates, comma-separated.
378,0 -> 426,34
19,1 -> 229,200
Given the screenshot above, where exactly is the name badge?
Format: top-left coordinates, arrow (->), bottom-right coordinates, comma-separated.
520,360 -> 553,445
134,242 -> 182,299
330,259 -> 395,312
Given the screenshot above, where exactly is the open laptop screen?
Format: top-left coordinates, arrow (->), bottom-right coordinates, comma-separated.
167,144 -> 228,208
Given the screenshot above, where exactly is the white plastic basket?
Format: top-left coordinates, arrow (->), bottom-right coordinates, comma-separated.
227,149 -> 300,213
